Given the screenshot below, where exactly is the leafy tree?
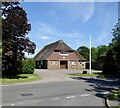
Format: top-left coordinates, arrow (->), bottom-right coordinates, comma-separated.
2,2 -> 36,76
103,19 -> 120,74
112,19 -> 120,46
97,45 -> 109,57
112,19 -> 120,72
102,49 -> 118,74
77,46 -> 89,60
91,47 -> 98,62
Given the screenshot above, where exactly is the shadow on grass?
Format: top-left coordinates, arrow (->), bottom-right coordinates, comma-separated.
2,75 -> 28,79
70,76 -> 120,99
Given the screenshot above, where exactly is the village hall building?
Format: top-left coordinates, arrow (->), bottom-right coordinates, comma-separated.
34,40 -> 86,69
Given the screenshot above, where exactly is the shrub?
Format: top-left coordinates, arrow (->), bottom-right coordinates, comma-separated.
19,58 -> 35,74
102,49 -> 119,74
107,90 -> 120,100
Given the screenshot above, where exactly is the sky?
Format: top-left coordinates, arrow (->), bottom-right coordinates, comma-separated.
20,2 -> 119,58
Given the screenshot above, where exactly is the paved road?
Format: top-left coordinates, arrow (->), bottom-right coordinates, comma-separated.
2,69 -> 119,106
2,80 -> 105,106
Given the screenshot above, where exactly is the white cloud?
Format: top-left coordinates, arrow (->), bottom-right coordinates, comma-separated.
34,22 -> 84,40
56,2 -> 95,23
41,36 -> 50,40
36,23 -> 59,36
83,2 -> 95,22
56,32 -> 83,38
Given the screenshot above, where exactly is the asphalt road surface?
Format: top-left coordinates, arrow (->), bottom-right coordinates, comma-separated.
2,69 -> 119,106
2,80 -> 106,106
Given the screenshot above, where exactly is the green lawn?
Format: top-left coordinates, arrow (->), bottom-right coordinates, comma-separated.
68,73 -> 100,77
68,72 -> 120,78
113,106 -> 120,108
0,74 -> 40,85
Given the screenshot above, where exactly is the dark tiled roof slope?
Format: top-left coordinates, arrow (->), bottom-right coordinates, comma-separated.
33,40 -> 86,61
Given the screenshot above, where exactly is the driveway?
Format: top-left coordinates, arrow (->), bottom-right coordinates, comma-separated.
34,69 -> 102,83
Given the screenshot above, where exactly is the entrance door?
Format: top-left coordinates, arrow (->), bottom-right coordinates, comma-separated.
60,61 -> 68,69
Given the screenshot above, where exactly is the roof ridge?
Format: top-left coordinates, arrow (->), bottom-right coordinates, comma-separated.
34,40 -> 75,60
55,40 -> 73,51
33,41 -> 59,60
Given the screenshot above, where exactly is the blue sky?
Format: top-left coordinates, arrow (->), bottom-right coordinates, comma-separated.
20,2 -> 118,57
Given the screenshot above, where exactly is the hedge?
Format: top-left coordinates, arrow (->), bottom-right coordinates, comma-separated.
18,58 -> 35,74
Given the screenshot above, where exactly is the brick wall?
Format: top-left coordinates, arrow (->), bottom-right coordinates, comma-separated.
48,60 -> 59,69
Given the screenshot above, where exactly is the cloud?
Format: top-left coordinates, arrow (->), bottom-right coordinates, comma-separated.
34,22 -> 84,40
83,2 -> 95,22
35,23 -> 61,38
56,2 -> 95,23
37,23 -> 57,35
56,32 -> 83,38
41,36 -> 50,40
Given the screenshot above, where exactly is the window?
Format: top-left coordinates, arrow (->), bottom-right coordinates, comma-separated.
55,61 -> 58,65
51,62 -> 52,65
51,61 -> 58,65
59,51 -> 68,56
71,62 -> 74,65
71,61 -> 76,65
41,61 -> 43,65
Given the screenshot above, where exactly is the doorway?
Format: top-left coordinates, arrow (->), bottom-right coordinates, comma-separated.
60,61 -> 68,69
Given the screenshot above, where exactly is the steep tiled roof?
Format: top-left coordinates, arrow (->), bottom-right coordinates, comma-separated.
33,40 -> 85,61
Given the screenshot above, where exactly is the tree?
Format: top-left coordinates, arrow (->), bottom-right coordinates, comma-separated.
112,19 -> 120,46
91,47 -> 98,62
103,19 -> 120,74
102,49 -> 118,74
77,46 -> 89,60
97,45 -> 108,57
112,19 -> 120,72
2,2 -> 36,75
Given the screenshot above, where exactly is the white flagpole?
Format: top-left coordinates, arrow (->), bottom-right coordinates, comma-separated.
90,35 -> 92,74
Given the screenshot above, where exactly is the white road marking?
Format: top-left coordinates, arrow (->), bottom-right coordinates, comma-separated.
81,94 -> 90,97
51,98 -> 60,100
11,104 -> 14,106
66,96 -> 76,99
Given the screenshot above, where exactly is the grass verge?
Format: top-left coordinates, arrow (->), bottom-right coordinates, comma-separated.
68,73 -> 99,77
0,74 -> 40,85
113,107 -> 120,108
107,90 -> 120,101
68,72 -> 120,78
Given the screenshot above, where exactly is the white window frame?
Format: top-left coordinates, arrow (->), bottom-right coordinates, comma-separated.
59,51 -> 68,56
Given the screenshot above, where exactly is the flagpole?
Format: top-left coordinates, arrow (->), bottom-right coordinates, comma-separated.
90,35 -> 92,74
